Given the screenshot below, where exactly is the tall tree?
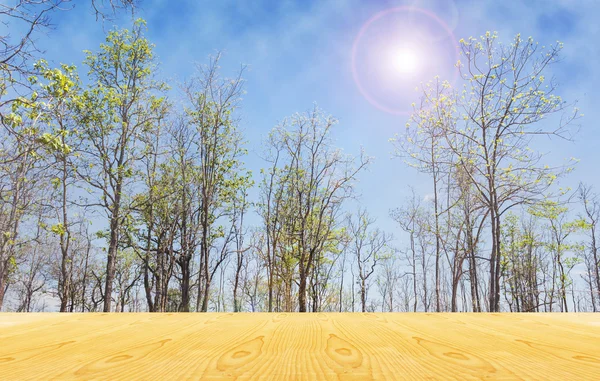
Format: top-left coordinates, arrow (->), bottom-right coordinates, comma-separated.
578,184 -> 600,311
399,32 -> 579,312
391,78 -> 457,312
0,90 -> 44,309
528,199 -> 584,312
168,116 -> 197,312
231,186 -> 252,312
77,19 -> 167,312
258,131 -> 291,312
391,190 -> 435,312
33,60 -> 82,312
261,107 -> 369,312
182,54 -> 250,312
451,32 -> 579,312
347,209 -> 391,312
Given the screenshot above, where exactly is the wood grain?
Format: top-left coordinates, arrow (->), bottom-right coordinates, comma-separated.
0,313 -> 598,380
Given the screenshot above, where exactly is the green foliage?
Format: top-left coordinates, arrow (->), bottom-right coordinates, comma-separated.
36,132 -> 71,154
76,18 -> 168,237
50,223 -> 66,236
96,230 -> 109,240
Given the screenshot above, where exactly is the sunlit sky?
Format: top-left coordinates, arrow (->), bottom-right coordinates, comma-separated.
40,0 -> 599,241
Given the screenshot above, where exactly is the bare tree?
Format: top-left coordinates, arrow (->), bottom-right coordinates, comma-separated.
347,209 -> 391,312
579,184 -> 600,310
231,189 -> 251,312
390,81 -> 454,312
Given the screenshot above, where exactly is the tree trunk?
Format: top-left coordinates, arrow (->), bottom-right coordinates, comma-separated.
432,149 -> 441,313
361,278 -> 366,312
103,210 -> 120,313
59,241 -> 70,312
468,243 -> 480,312
422,242 -> 428,312
488,204 -> 501,312
180,256 -> 191,312
298,263 -> 307,312
81,235 -> 91,312
411,231 -> 418,312
267,237 -> 275,312
200,207 -> 210,312
0,275 -> 6,310
590,224 -> 600,309
451,274 -> 459,312
339,250 -> 345,312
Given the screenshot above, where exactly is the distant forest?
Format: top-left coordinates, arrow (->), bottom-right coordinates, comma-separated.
1,1 -> 597,313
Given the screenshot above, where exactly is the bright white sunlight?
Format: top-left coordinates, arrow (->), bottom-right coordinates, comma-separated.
0,1 -> 598,380
390,47 -> 419,74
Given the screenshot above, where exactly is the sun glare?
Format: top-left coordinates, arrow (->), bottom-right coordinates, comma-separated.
351,6 -> 460,114
391,48 -> 419,74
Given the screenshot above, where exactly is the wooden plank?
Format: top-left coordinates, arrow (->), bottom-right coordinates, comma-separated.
0,313 -> 599,380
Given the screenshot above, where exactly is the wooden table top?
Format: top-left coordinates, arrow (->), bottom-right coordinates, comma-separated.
1,312 -> 599,380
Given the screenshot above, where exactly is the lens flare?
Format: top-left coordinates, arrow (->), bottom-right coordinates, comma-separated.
351,6 -> 460,115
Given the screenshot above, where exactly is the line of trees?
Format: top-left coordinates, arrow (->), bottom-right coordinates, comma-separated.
1,7 -> 596,312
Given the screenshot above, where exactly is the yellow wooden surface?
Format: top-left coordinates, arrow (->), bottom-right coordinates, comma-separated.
1,313 -> 599,380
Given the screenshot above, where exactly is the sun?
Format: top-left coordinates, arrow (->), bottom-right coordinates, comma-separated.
391,48 -> 419,74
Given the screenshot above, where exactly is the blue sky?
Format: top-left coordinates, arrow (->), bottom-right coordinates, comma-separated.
38,0 -> 600,240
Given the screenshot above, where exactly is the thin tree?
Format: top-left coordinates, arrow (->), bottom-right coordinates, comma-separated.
347,208 -> 391,312
77,19 -> 168,312
182,53 -> 250,312
262,107 -> 369,312
578,184 -> 600,309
